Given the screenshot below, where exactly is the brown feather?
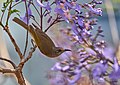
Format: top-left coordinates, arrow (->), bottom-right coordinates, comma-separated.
13,17 -> 58,57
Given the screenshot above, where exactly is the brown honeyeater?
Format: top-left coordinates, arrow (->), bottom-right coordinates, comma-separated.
13,17 -> 71,58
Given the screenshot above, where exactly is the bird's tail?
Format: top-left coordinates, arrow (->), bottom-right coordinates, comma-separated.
13,17 -> 34,34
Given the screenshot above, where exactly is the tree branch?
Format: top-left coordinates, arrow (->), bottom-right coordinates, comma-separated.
0,22 -> 23,60
15,69 -> 26,85
18,45 -> 37,68
44,15 -> 59,32
0,67 -> 15,73
0,57 -> 16,69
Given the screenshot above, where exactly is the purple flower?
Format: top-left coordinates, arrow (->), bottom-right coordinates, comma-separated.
20,6 -> 32,24
103,47 -> 115,61
47,71 -> 68,85
84,3 -> 102,16
54,7 -> 64,15
47,16 -> 52,23
77,17 -> 84,28
71,22 -> 82,42
15,0 -> 32,24
67,69 -> 81,85
92,0 -> 103,4
45,2 -> 51,10
71,22 -> 79,35
64,1 -> 73,9
109,66 -> 120,81
72,3 -> 81,13
36,0 -> 51,10
54,7 -> 71,23
92,61 -> 108,82
51,62 -> 62,71
113,57 -> 119,72
51,58 -> 82,85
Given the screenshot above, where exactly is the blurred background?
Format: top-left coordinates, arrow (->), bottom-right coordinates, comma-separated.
0,0 -> 120,85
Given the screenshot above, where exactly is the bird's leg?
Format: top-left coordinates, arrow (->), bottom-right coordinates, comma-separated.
30,39 -> 37,50
31,39 -> 35,47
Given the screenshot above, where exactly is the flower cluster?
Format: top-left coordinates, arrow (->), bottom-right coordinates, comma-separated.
43,0 -> 120,85
9,0 -> 120,85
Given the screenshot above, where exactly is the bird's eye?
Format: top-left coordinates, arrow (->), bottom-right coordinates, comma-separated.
55,49 -> 63,53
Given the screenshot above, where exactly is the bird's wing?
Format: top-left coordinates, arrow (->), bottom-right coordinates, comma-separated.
34,29 -> 55,47
34,29 -> 56,56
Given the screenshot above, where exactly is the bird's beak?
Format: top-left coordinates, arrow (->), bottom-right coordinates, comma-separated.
64,49 -> 71,51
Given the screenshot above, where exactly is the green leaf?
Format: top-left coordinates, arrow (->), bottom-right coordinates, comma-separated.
9,9 -> 20,15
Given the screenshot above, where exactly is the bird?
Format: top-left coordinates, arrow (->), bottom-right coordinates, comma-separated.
13,17 -> 71,58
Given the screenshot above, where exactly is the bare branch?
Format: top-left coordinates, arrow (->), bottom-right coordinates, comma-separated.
14,46 -> 37,85
19,45 -> 37,68
24,45 -> 37,63
0,22 -> 23,60
44,15 -> 59,32
15,69 -> 26,85
0,57 -> 16,69
0,67 -> 15,73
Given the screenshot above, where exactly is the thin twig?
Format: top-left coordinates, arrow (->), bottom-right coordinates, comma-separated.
40,0 -> 43,30
23,28 -> 29,56
42,1 -> 55,16
19,45 -> 37,68
11,1 -> 23,8
31,17 -> 41,28
44,15 -> 59,32
31,2 -> 41,17
91,31 -> 100,45
0,22 -> 23,60
0,57 -> 16,69
5,0 -> 12,26
0,67 -> 15,73
1,7 -> 6,22
0,0 -> 11,22
23,0 -> 29,56
5,27 -> 23,60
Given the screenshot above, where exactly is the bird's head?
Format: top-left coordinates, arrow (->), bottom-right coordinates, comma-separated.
50,47 -> 71,58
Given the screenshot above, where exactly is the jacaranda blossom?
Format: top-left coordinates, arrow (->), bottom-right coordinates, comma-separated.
36,0 -> 51,10
20,1 -> 32,24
